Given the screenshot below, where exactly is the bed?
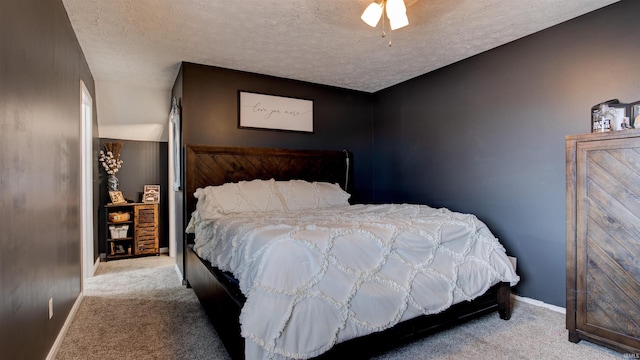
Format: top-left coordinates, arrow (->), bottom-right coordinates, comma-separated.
183,145 -> 519,360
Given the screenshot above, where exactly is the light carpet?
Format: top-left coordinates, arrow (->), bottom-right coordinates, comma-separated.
55,256 -> 623,360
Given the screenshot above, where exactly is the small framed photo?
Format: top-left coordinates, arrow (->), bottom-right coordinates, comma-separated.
143,185 -> 160,203
591,99 -> 619,133
108,190 -> 126,204
609,104 -> 627,131
631,101 -> 640,128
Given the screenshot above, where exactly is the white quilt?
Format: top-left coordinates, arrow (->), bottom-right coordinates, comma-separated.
191,204 -> 519,359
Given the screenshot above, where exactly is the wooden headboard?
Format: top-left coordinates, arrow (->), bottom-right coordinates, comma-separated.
185,145 -> 351,216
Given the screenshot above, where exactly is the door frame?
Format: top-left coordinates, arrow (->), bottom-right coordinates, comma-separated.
80,80 -> 95,282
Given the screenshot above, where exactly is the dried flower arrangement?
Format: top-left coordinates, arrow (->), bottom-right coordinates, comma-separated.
99,142 -> 124,175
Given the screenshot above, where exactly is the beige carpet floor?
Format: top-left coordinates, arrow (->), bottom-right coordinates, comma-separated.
55,256 -> 624,360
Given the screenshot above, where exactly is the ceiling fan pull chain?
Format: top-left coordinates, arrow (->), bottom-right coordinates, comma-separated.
381,2 -> 386,38
380,1 -> 391,46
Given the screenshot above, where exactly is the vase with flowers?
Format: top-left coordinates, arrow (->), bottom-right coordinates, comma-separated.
99,142 -> 124,191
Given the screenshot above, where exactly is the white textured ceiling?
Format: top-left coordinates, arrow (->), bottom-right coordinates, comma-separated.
61,0 -> 619,140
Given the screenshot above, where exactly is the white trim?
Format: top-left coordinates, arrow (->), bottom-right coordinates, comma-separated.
94,257 -> 101,274
174,263 -> 183,281
160,246 -> 170,254
514,295 -> 566,314
46,293 -> 84,360
80,80 -> 94,282
168,105 -> 177,259
98,123 -> 165,142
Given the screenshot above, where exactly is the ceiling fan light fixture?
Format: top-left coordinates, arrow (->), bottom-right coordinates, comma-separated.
388,12 -> 409,30
361,0 -> 409,32
385,0 -> 406,17
361,2 -> 384,28
386,0 -> 409,30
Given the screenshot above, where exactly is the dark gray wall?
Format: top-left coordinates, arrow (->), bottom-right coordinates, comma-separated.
97,139 -> 169,254
172,63 -> 375,277
372,0 -> 640,306
0,0 -> 98,358
179,63 -> 375,202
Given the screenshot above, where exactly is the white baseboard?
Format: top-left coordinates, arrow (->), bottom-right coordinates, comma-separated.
100,249 -> 169,257
46,292 -> 84,360
514,295 -> 566,314
93,257 -> 100,274
174,263 -> 183,282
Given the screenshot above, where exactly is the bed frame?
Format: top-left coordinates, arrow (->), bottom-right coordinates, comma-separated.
183,144 -> 512,359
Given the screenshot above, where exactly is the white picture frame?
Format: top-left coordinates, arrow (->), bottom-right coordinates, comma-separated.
611,106 -> 626,131
632,102 -> 640,128
239,91 -> 313,133
143,185 -> 160,203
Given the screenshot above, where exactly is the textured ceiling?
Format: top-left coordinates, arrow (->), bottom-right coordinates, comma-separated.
61,0 -> 619,138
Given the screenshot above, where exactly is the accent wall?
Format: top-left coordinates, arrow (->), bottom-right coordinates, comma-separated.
372,0 -> 640,306
171,63 -> 375,276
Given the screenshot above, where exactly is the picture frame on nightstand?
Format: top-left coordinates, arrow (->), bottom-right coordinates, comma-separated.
108,190 -> 126,204
143,185 -> 160,203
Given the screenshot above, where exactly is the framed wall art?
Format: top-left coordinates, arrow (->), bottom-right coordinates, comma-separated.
238,91 -> 313,133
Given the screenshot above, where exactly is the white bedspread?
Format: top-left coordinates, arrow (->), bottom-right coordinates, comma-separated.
191,204 -> 519,359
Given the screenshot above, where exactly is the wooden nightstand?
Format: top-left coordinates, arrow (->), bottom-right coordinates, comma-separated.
104,203 -> 159,261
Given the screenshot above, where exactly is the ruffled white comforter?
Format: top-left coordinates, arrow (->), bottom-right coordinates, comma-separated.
191,204 -> 519,359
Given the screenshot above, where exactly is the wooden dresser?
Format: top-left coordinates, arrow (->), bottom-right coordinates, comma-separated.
566,129 -> 640,353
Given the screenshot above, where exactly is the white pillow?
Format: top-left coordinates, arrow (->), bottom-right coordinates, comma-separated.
274,180 -> 350,211
315,181 -> 351,207
194,179 -> 285,219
